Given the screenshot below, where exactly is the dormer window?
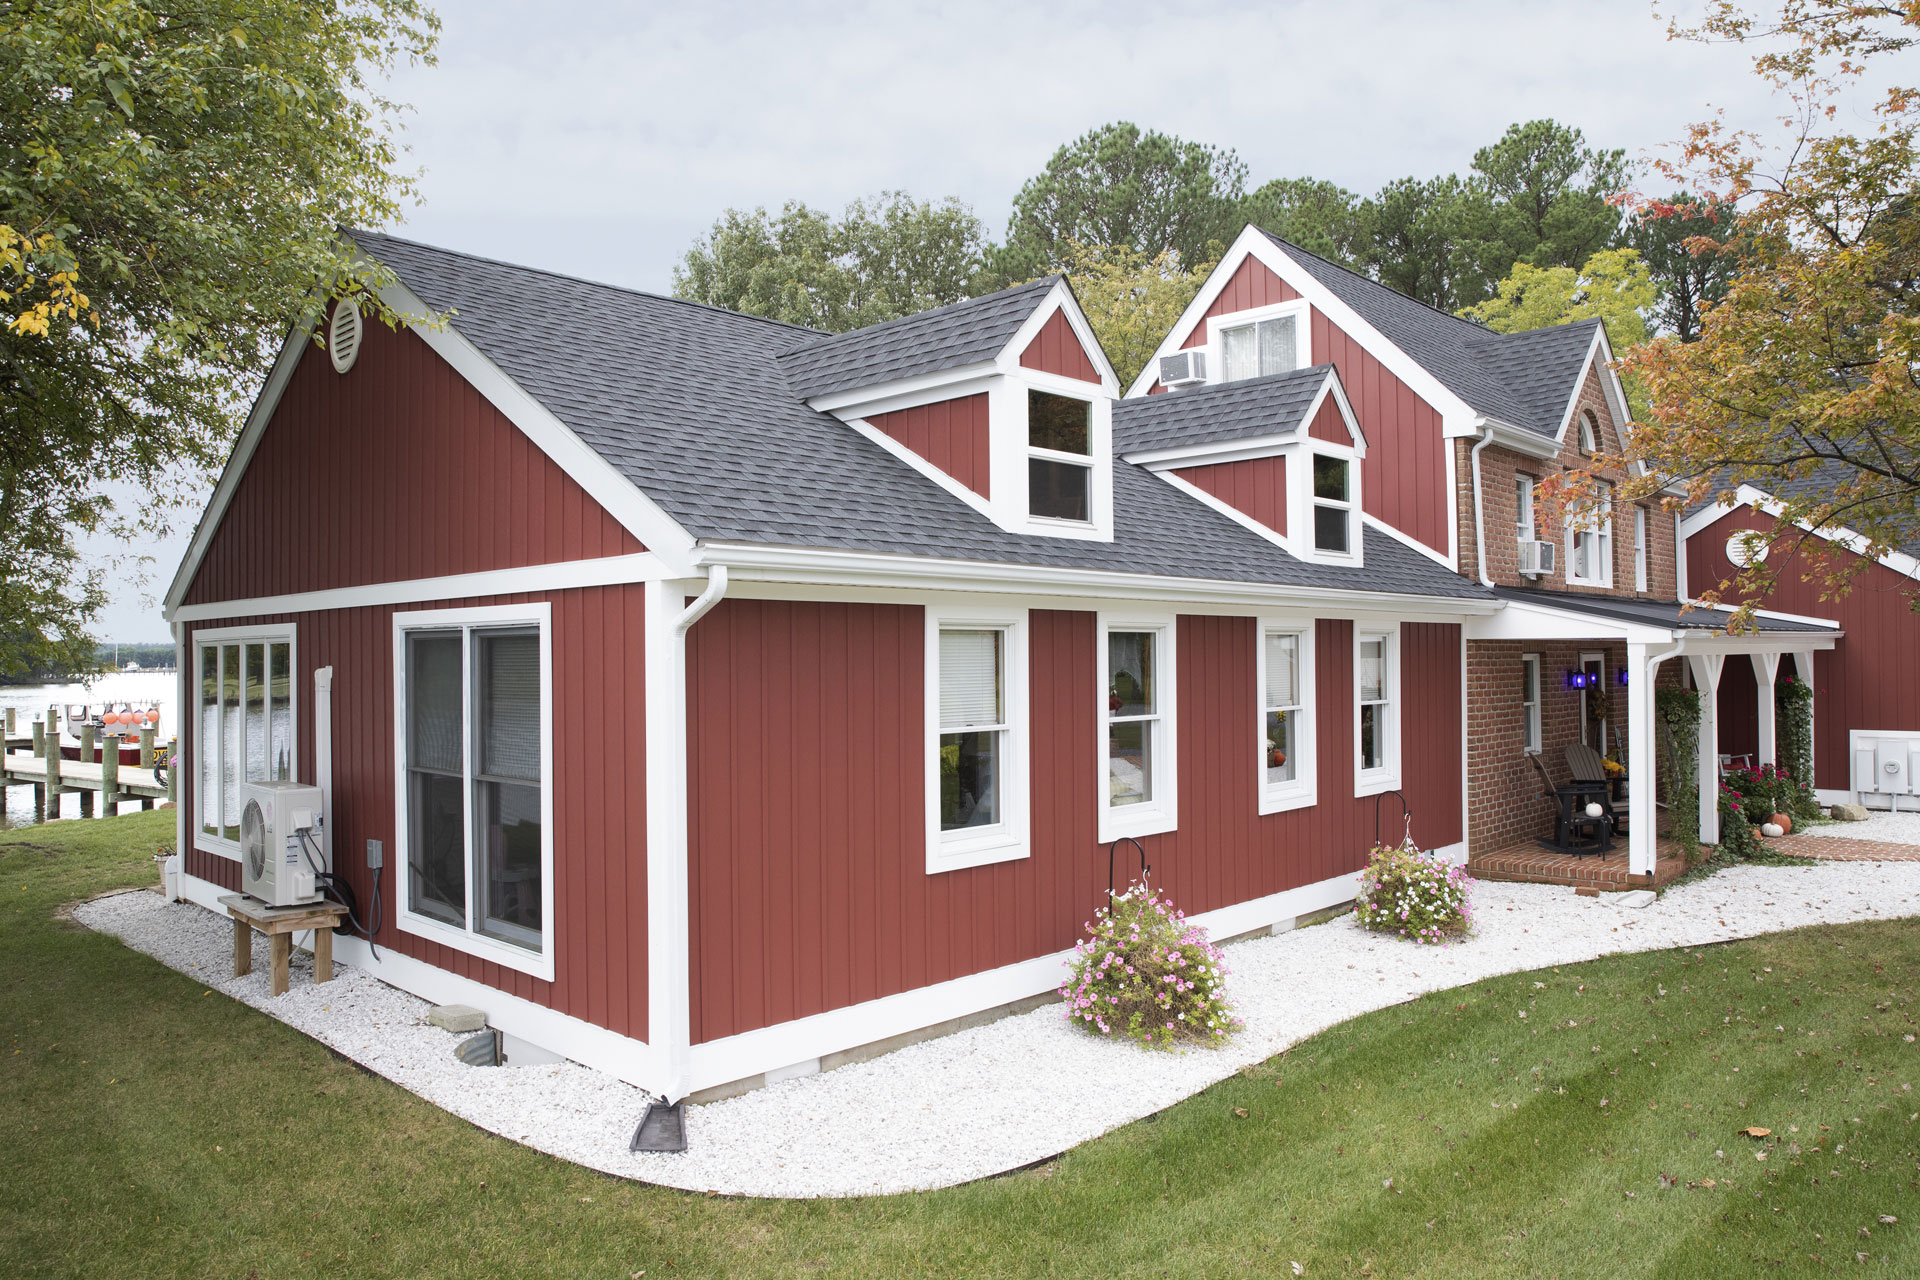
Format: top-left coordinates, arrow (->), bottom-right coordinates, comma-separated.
1311,454 -> 1354,554
1221,313 -> 1299,382
1027,389 -> 1092,523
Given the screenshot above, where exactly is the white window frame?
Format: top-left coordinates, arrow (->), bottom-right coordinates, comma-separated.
1634,505 -> 1649,591
1514,475 -> 1536,544
925,605 -> 1030,873
1024,387 -> 1096,529
1257,620 -> 1317,814
1521,653 -> 1542,755
1097,611 -> 1178,842
1354,625 -> 1401,797
192,622 -> 298,859
1206,298 -> 1313,384
1565,481 -> 1614,587
1578,411 -> 1599,454
1307,451 -> 1359,560
391,602 -> 555,981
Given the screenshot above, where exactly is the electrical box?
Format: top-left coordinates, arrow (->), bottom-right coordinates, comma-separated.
1850,731 -> 1920,810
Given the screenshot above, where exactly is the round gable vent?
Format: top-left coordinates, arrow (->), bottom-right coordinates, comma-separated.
1726,530 -> 1770,567
328,297 -> 364,374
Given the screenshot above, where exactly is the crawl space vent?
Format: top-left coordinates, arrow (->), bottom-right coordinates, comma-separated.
328,298 -> 364,374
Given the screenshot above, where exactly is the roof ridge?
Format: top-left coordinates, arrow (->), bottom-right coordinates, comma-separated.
777,274 -> 1062,357
349,226 -> 827,338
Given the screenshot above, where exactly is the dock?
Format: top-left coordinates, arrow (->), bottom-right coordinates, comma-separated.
1,706 -> 176,820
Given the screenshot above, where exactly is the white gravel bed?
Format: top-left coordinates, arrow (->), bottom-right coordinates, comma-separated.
1807,807 -> 1920,845
74,861 -> 1920,1199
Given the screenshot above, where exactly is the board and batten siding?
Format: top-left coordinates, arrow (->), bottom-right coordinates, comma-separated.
1689,505 -> 1920,790
182,585 -> 650,1039
684,601 -> 1462,1044
1151,256 -> 1452,558
864,394 -> 992,498
1019,310 -> 1102,384
1173,456 -> 1288,538
183,318 -> 642,606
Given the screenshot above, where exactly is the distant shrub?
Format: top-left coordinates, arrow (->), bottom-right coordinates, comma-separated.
1059,882 -> 1241,1049
1354,841 -> 1475,945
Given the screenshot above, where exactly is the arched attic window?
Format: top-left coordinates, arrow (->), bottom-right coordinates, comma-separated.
1577,410 -> 1600,456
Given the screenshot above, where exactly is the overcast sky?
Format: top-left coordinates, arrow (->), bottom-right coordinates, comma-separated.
95,0 -> 1822,641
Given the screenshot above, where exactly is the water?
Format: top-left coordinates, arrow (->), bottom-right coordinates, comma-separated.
2,670 -> 178,828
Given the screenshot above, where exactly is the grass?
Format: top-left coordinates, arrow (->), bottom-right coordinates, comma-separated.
4,812 -> 1919,1278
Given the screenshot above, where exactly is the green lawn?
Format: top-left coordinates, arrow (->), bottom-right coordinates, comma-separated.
4,812 -> 1918,1278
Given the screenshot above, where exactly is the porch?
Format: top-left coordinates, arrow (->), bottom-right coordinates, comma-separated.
1465,588 -> 1840,883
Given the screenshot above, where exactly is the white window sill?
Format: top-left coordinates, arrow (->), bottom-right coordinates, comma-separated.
1354,770 -> 1402,799
1566,577 -> 1612,590
927,833 -> 1029,874
397,909 -> 555,982
195,835 -> 241,862
1258,785 -> 1318,817
1099,803 -> 1175,845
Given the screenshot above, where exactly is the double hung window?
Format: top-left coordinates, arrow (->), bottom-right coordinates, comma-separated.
1100,617 -> 1177,840
1259,625 -> 1316,812
1312,455 -> 1355,554
1568,481 -> 1613,586
395,605 -> 552,976
1027,390 -> 1092,523
1356,629 -> 1399,793
1220,313 -> 1301,382
1521,654 -> 1542,755
1634,506 -> 1649,591
195,627 -> 296,848
928,610 -> 1028,871
1515,476 -> 1536,544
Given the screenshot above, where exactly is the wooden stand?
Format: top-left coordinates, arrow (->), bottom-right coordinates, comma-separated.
219,894 -> 350,997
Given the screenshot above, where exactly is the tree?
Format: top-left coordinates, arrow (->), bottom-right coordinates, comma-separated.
672,192 -> 990,333
1464,119 -> 1628,288
994,122 -> 1247,281
1,0 -> 439,681
1053,243 -> 1215,388
1603,2 -> 1920,615
1353,175 -> 1479,311
1459,248 -> 1659,416
1240,177 -> 1362,264
1622,192 -> 1741,340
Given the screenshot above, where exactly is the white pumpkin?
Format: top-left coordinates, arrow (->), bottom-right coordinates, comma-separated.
1585,802 -> 1604,819
1761,822 -> 1784,838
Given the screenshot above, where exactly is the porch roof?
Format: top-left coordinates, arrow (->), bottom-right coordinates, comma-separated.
1471,586 -> 1842,649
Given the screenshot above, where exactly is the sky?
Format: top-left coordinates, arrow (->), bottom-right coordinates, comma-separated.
90,0 -> 1834,641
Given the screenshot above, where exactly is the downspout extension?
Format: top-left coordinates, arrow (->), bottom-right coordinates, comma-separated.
675,565 -> 728,634
1470,427 -> 1497,587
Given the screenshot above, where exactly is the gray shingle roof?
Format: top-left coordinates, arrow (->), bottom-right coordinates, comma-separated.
1258,229 -> 1604,438
1114,365 -> 1336,455
776,277 -> 1059,400
352,230 -> 1489,601
1490,586 -> 1838,632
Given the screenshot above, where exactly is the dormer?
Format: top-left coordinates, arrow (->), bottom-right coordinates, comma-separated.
1117,365 -> 1368,566
778,279 -> 1120,542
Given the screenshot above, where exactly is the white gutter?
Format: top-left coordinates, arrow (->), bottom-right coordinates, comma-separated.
673,564 -> 729,633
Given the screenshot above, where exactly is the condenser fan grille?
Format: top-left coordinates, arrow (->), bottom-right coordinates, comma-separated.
242,799 -> 268,881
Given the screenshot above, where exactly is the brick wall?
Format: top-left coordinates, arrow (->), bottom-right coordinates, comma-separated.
1453,363 -> 1677,600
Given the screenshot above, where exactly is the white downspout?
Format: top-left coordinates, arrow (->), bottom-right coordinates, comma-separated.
314,667 -> 335,870
1470,427 -> 1497,587
647,564 -> 728,1104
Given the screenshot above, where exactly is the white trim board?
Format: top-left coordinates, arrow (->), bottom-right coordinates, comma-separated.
169,553 -> 669,623
1680,484 -> 1920,583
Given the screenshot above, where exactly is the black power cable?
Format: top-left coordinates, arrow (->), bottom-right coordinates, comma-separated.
298,829 -> 381,960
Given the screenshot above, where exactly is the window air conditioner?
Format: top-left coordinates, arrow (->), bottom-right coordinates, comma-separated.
1157,350 -> 1207,389
239,780 -> 328,907
1518,539 -> 1556,577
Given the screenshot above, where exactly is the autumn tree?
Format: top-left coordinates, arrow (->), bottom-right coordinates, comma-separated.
1606,1 -> 1920,614
1052,243 -> 1215,388
1,0 -> 439,680
673,192 -> 990,333
994,123 -> 1246,282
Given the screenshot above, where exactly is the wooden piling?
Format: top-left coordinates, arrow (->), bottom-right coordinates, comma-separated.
139,726 -> 155,768
44,736 -> 61,820
31,720 -> 44,758
100,738 -> 119,812
4,706 -> 13,735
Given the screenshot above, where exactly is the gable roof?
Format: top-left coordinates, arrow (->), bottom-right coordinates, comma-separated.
1113,365 -> 1336,455
777,277 -> 1060,400
1256,230 -> 1606,439
317,231 -> 1490,602
1686,463 -> 1920,564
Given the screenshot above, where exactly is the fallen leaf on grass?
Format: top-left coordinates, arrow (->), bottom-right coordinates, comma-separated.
1232,1107 -> 1249,1118
1739,1126 -> 1771,1138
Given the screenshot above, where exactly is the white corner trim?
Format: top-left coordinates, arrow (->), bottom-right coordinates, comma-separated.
169,552 -> 669,623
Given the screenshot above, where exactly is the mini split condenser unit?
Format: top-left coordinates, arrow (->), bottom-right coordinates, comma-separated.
239,780 -> 327,907
1850,731 -> 1920,811
1157,350 -> 1207,389
1518,540 -> 1556,577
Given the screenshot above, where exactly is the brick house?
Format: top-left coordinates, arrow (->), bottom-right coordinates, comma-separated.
1130,226 -> 1838,877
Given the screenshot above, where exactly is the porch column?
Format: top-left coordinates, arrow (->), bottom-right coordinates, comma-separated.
1626,642 -> 1661,876
1689,654 -> 1725,846
1752,652 -> 1780,767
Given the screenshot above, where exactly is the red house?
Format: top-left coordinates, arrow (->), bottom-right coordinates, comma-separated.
165,226 -> 1828,1104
